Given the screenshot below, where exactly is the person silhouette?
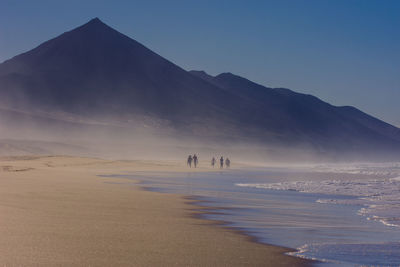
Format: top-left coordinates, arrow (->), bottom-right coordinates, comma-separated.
211,157 -> 216,168
220,156 -> 224,169
225,158 -> 231,168
193,154 -> 198,168
187,155 -> 193,168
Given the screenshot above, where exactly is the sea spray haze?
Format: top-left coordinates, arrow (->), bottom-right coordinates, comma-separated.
0,18 -> 400,161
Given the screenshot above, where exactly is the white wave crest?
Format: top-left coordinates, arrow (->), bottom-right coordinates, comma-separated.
236,178 -> 400,228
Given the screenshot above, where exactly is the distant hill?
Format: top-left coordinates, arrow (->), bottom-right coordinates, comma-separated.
0,18 -> 399,160
190,71 -> 400,152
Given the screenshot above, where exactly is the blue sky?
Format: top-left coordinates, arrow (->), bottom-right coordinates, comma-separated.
0,0 -> 399,126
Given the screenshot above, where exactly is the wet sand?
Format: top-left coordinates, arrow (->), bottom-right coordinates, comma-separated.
0,156 -> 311,266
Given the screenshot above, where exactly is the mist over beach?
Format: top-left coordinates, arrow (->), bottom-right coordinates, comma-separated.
0,1 -> 399,266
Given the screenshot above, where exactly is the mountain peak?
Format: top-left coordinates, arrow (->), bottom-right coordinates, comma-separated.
189,70 -> 215,83
215,72 -> 254,85
90,17 -> 102,22
190,70 -> 209,76
216,72 -> 237,79
86,17 -> 105,25
77,17 -> 111,32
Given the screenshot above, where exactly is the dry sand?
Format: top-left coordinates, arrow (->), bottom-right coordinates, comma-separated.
0,156 -> 311,266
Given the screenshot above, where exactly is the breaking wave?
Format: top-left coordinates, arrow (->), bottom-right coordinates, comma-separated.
236,176 -> 400,228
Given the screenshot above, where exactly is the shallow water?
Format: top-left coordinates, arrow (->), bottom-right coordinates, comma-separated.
108,163 -> 400,266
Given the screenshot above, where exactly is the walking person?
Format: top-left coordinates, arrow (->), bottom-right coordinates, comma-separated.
225,157 -> 231,168
211,157 -> 216,168
220,156 -> 224,169
193,154 -> 198,168
187,155 -> 193,168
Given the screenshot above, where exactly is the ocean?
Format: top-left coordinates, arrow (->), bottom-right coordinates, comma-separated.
109,162 -> 400,266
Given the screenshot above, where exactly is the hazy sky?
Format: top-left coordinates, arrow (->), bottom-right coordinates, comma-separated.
0,0 -> 399,126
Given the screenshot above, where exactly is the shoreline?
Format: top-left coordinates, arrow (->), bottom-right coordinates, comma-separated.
182,195 -> 308,256
138,180 -> 314,265
0,155 -> 313,266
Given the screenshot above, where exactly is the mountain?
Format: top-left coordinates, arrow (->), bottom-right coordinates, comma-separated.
190,71 -> 400,155
0,18 -> 244,123
0,18 -> 399,160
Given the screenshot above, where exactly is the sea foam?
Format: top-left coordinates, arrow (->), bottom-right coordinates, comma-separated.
236,176 -> 400,228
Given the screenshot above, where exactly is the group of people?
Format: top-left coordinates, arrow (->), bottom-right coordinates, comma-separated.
211,156 -> 230,168
187,154 -> 231,168
187,154 -> 199,168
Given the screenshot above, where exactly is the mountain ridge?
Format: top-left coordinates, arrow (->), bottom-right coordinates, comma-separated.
190,70 -> 400,145
0,18 -> 399,160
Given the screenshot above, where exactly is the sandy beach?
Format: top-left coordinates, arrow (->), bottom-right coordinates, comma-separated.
0,156 -> 310,266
